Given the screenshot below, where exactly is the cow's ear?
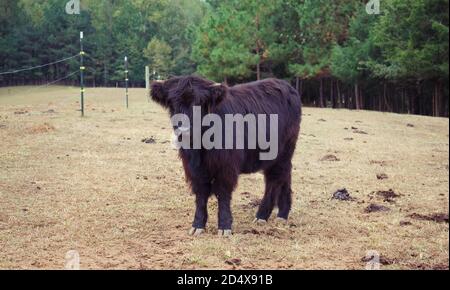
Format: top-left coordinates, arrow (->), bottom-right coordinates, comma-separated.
207,83 -> 227,108
150,81 -> 169,107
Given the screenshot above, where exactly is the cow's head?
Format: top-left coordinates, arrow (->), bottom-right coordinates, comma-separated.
151,76 -> 227,136
150,75 -> 227,115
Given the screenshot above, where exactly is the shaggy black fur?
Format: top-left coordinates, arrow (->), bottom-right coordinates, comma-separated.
151,76 -> 301,233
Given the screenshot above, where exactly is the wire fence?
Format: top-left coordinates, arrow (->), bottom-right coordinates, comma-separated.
0,54 -> 79,76
0,34 -> 136,116
34,71 -> 79,88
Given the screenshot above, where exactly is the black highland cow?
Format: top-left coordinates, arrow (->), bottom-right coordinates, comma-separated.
151,76 -> 301,236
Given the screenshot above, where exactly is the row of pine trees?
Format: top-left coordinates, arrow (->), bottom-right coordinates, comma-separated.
0,0 -> 448,117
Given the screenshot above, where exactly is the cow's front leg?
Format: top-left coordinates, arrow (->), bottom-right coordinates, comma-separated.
189,181 -> 210,236
217,192 -> 233,236
214,172 -> 238,237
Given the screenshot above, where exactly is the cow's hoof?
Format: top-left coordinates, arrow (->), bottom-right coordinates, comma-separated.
189,227 -> 205,236
275,217 -> 288,224
218,229 -> 232,237
253,218 -> 267,225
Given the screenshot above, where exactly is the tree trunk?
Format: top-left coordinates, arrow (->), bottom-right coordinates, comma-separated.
378,94 -> 382,111
347,87 -> 352,109
336,80 -> 342,108
416,81 -> 422,115
355,82 -> 360,110
359,85 -> 363,110
104,63 -> 108,87
330,79 -> 335,108
319,78 -> 324,108
383,82 -> 390,112
433,79 -> 442,117
299,79 -> 303,100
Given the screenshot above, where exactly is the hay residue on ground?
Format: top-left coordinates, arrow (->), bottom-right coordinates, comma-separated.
0,86 -> 448,269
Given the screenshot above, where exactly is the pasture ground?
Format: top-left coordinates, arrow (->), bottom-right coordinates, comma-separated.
0,86 -> 448,269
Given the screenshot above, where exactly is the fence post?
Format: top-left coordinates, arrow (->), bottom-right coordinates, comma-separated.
80,31 -> 85,117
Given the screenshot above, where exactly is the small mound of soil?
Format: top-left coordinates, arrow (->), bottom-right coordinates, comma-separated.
242,199 -> 261,209
225,258 -> 242,266
408,213 -> 449,224
353,129 -> 368,135
136,174 -> 149,180
141,137 -> 156,144
413,263 -> 449,270
332,188 -> 355,201
242,229 -> 260,235
42,109 -> 57,114
248,199 -> 261,208
376,189 -> 400,202
370,160 -> 389,167
365,203 -> 390,213
320,154 -> 340,162
377,173 -> 389,180
361,254 -> 397,266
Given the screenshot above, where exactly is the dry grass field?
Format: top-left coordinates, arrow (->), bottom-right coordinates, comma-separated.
0,86 -> 448,269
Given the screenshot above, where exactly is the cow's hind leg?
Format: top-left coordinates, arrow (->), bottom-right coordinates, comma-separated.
255,164 -> 286,222
276,170 -> 292,222
256,140 -> 295,223
274,136 -> 296,222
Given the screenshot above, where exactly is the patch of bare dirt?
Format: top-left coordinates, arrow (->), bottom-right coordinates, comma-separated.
376,189 -> 401,203
411,263 -> 449,270
370,160 -> 390,167
242,198 -> 261,209
353,129 -> 368,135
141,137 -> 157,144
408,213 -> 449,224
42,109 -> 57,114
365,203 -> 390,213
361,255 -> 398,266
399,221 -> 413,226
225,258 -> 242,267
320,154 -> 340,162
377,173 -> 389,180
26,123 -> 55,134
